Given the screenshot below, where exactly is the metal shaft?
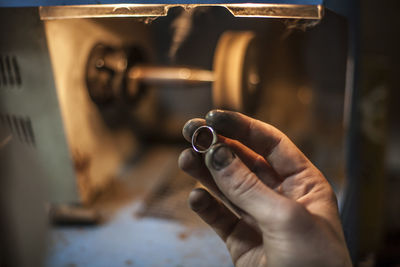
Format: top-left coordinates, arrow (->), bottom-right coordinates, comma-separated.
128,65 -> 215,86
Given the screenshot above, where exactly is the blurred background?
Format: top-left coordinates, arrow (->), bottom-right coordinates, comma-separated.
0,0 -> 399,266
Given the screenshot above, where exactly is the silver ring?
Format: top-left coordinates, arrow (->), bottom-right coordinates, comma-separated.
191,126 -> 218,153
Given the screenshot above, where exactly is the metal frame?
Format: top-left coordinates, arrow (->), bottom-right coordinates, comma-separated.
38,3 -> 323,20
1,0 -> 323,7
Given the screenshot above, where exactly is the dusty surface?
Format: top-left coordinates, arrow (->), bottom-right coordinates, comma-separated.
46,146 -> 233,267
88,146 -> 201,224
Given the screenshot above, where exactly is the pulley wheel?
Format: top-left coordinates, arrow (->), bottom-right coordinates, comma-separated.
213,31 -> 262,113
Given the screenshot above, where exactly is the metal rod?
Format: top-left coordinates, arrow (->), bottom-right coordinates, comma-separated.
128,65 -> 214,85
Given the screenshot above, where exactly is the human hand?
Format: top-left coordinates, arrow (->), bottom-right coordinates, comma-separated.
178,110 -> 352,267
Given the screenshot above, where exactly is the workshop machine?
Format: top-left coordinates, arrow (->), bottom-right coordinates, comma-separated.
0,0 -> 387,264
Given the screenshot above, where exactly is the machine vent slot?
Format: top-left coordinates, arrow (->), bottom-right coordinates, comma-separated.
0,55 -> 22,88
0,113 -> 35,146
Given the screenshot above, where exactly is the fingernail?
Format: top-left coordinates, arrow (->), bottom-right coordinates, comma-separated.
210,144 -> 235,171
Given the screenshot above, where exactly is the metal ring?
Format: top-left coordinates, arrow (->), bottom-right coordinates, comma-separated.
191,125 -> 218,153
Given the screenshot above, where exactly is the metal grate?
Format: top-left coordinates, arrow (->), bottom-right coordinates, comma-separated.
0,113 -> 35,146
0,54 -> 22,88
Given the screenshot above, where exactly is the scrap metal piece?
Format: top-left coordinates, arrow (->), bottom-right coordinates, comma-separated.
48,204 -> 102,225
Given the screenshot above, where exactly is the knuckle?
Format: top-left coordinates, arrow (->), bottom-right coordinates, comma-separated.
250,155 -> 265,173
229,170 -> 260,199
325,185 -> 338,204
315,173 -> 339,204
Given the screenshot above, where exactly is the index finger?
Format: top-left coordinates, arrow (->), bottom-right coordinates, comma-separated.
205,110 -> 314,178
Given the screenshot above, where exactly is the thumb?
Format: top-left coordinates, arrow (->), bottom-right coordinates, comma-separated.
205,144 -> 286,224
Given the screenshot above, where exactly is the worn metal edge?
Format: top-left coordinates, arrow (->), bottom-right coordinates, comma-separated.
39,3 -> 323,20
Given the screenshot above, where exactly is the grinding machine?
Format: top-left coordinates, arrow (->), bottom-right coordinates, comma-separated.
0,0 -> 387,265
